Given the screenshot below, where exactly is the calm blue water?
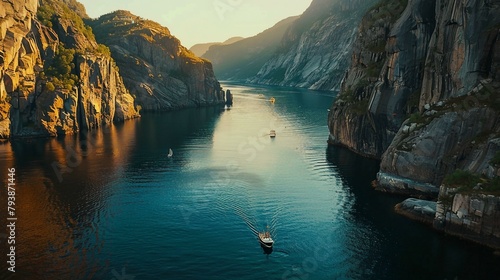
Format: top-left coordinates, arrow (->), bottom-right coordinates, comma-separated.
1,83 -> 499,280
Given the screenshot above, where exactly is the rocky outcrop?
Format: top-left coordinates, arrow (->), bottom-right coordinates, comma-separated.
89,11 -> 224,111
1,0 -> 139,138
379,107 -> 500,195
434,186 -> 500,249
249,0 -> 379,90
396,187 -> 500,250
225,89 -> 233,106
395,198 -> 437,224
329,0 -> 500,195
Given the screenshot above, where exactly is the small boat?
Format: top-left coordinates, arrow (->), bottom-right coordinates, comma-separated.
270,130 -> 276,138
167,148 -> 173,158
269,97 -> 275,103
258,227 -> 274,248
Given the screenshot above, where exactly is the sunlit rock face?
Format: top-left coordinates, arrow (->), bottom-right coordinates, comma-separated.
1,1 -> 223,138
0,0 -> 39,138
89,10 -> 224,112
0,0 -> 140,138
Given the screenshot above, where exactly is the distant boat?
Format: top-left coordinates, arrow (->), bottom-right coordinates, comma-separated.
269,97 -> 275,103
270,130 -> 276,138
258,227 -> 274,248
167,148 -> 173,158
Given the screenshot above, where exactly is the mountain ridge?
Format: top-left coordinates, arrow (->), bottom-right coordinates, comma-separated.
201,16 -> 299,81
189,36 -> 244,57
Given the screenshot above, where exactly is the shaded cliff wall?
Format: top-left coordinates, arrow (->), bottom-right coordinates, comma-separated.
328,0 -> 425,158
328,0 -> 500,196
378,0 -> 500,194
248,0 -> 379,90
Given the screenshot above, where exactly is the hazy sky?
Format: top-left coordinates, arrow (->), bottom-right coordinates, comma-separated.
77,0 -> 313,48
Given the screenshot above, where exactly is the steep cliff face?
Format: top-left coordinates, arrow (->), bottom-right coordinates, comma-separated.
420,0 -> 500,107
328,0 -> 500,248
377,0 -> 500,194
249,0 -> 379,90
329,0 -> 500,194
328,0 -> 419,157
89,11 -> 224,111
1,0 -> 139,138
0,0 -> 39,138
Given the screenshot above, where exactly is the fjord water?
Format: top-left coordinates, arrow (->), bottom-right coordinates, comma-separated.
1,83 -> 499,280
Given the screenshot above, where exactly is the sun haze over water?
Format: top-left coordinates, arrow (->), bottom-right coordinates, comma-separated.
77,0 -> 313,48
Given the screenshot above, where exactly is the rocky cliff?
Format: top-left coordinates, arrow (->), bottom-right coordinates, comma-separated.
328,0 -> 500,248
1,0 -> 139,138
2,0 -> 220,139
329,0 -> 500,194
248,0 -> 379,90
89,10 -> 224,111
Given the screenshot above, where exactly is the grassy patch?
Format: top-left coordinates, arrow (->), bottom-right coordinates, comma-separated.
38,0 -> 95,43
408,112 -> 425,124
443,169 -> 500,195
443,170 -> 481,189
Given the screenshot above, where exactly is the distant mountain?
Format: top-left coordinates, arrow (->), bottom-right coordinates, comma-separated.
190,37 -> 244,57
202,16 -> 299,81
249,0 -> 378,90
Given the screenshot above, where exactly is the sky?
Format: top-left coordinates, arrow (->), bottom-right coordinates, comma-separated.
77,0 -> 313,48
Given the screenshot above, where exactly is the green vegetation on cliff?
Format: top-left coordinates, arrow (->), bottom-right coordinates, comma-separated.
43,45 -> 78,91
37,0 -> 95,42
443,170 -> 500,195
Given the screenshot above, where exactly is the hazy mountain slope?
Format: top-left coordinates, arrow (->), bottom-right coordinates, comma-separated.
190,36 -> 244,57
248,0 -> 379,90
202,16 -> 298,81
